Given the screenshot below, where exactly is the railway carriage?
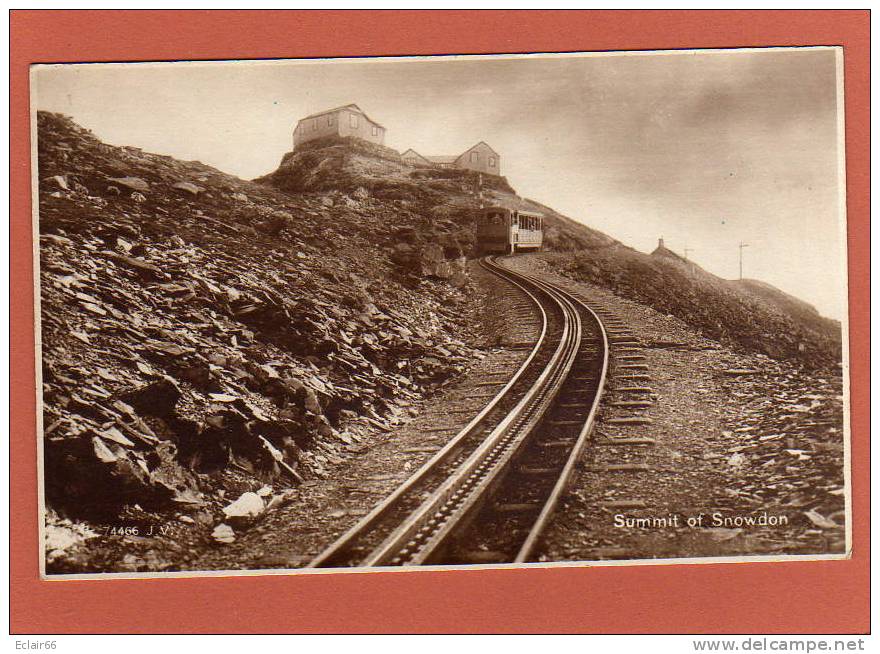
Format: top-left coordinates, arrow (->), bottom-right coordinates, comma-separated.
477,206 -> 544,254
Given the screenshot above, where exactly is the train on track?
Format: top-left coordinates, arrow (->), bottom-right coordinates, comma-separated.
477,205 -> 544,254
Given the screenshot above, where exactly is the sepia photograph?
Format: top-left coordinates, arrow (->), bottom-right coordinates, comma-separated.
32,46 -> 849,577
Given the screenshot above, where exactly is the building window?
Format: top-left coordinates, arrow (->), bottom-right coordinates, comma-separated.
328,114 -> 334,126
312,119 -> 317,131
470,151 -> 478,162
489,156 -> 496,167
350,113 -> 359,128
371,125 -> 379,136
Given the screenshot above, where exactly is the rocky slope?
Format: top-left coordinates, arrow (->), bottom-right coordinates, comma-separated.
37,113 -> 488,571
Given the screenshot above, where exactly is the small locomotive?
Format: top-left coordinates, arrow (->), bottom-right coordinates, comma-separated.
476,205 -> 544,254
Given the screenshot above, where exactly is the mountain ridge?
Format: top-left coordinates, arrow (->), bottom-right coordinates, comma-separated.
258,134 -> 841,367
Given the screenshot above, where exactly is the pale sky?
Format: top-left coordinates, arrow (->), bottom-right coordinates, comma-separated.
33,48 -> 846,319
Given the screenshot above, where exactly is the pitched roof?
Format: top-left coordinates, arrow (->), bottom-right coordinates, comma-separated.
407,143 -> 500,166
424,155 -> 459,164
456,141 -> 499,160
298,103 -> 385,128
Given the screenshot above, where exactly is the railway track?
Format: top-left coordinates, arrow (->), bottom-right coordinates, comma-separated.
308,256 -> 609,568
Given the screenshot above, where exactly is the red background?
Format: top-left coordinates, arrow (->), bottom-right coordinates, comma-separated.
10,10 -> 870,634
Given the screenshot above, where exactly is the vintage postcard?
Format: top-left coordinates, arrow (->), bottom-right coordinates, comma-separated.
32,47 -> 849,578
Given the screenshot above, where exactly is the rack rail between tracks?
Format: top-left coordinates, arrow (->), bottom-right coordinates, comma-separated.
308,256 -> 609,568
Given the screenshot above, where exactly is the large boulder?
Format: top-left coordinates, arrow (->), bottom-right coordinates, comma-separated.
120,378 -> 181,419
107,176 -> 149,192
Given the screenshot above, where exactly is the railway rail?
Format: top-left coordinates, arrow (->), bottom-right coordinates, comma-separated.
308,256 -> 609,568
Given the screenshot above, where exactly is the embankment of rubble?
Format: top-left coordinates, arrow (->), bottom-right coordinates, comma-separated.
37,112 -> 484,571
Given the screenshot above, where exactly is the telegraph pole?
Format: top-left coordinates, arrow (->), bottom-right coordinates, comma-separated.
738,241 -> 749,280
684,246 -> 695,274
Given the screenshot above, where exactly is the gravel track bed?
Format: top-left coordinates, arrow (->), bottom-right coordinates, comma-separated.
505,255 -> 846,563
